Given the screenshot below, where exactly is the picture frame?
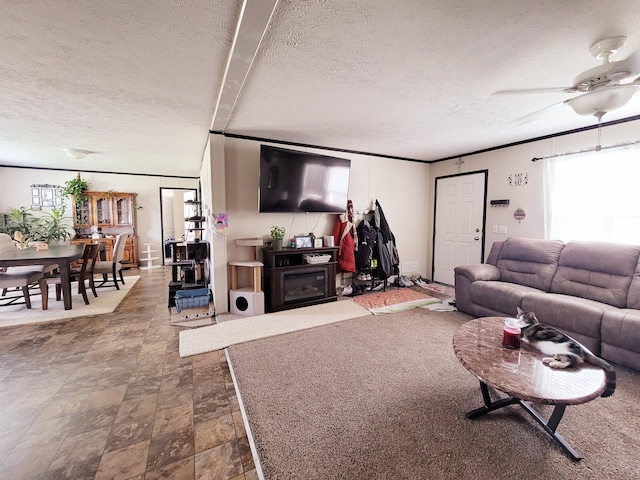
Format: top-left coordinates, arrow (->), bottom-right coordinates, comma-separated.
294,236 -> 313,248
314,238 -> 323,248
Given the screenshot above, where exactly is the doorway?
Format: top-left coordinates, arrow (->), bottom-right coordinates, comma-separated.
432,171 -> 487,285
159,187 -> 199,265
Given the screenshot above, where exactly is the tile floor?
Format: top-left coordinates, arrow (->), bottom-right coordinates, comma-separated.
0,267 -> 258,480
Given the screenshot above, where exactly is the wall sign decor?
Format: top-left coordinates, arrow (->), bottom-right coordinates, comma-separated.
212,213 -> 228,235
508,173 -> 529,187
30,184 -> 63,210
514,207 -> 526,223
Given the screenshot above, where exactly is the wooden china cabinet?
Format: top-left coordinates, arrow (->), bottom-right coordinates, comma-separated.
71,191 -> 139,267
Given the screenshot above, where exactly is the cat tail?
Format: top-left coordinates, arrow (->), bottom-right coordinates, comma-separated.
586,354 -> 616,397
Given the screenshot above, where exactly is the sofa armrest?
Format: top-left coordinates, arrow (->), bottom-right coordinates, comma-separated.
454,264 -> 500,282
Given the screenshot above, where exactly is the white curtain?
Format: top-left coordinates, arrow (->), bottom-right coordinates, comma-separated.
544,147 -> 640,244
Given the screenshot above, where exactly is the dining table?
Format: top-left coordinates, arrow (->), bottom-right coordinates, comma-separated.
0,244 -> 84,310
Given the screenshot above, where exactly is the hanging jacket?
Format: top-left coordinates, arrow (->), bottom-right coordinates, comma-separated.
333,214 -> 356,273
355,218 -> 376,272
374,200 -> 399,279
347,199 -> 358,253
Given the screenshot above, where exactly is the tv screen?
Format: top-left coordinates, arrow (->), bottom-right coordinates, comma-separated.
259,145 -> 351,213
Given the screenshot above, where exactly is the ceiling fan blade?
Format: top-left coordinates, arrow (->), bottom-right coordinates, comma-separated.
512,101 -> 569,125
492,87 -> 575,95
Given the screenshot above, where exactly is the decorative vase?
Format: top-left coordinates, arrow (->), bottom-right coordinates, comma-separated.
272,238 -> 283,250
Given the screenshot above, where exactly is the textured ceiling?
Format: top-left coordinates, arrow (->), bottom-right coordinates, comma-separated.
1,1 -> 640,177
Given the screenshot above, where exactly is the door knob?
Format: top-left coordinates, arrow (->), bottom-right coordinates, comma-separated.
474,236 -> 480,241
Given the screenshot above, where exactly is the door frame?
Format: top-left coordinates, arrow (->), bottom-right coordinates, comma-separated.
159,187 -> 200,266
431,169 -> 488,282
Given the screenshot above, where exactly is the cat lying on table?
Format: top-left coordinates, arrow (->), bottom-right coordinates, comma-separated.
515,307 -> 616,397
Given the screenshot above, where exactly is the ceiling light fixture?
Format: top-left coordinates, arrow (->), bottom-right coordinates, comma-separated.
64,148 -> 92,160
566,85 -> 638,121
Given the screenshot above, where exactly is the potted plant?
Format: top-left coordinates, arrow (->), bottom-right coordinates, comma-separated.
270,225 -> 286,250
34,206 -> 73,244
62,174 -> 90,200
5,206 -> 72,246
6,207 -> 36,240
62,174 -> 90,225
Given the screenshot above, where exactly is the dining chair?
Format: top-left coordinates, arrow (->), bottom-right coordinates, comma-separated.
38,242 -> 100,310
0,233 -> 57,306
0,269 -> 45,309
93,232 -> 129,290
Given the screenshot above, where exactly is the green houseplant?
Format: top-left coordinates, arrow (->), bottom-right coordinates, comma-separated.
270,225 -> 286,250
6,207 -> 36,240
5,206 -> 72,246
62,174 -> 90,225
62,174 -> 90,200
34,207 -> 73,244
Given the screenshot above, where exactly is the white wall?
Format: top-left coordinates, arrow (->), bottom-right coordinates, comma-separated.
219,136 -> 431,305
0,167 -> 198,257
426,118 -> 640,275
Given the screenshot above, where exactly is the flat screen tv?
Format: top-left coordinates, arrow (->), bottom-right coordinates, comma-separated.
259,145 -> 351,213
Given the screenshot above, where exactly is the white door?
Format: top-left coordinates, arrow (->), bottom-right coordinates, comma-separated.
433,172 -> 486,285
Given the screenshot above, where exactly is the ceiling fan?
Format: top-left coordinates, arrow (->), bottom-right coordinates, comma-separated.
494,36 -> 640,122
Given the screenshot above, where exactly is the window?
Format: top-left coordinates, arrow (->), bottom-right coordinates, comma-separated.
544,147 -> 640,244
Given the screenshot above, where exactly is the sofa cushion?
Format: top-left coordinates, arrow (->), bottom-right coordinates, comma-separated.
496,237 -> 564,291
454,264 -> 500,283
601,309 -> 640,370
521,292 -> 617,355
550,241 -> 640,308
626,261 -> 640,309
469,281 -> 543,317
485,241 -> 504,266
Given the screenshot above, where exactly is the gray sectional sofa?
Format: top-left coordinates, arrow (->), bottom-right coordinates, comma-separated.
454,237 -> 640,371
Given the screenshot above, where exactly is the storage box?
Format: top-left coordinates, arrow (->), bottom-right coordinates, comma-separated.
303,253 -> 331,264
170,302 -> 215,326
175,288 -> 210,312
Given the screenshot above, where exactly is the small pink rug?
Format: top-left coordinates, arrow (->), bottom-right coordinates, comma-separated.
420,282 -> 455,298
351,288 -> 441,314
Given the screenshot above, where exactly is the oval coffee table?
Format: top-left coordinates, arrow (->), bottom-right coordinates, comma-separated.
453,316 -> 607,461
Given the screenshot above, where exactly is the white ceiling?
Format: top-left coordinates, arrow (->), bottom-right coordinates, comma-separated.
2,0 -> 640,177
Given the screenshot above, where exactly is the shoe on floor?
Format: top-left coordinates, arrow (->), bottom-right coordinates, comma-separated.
411,275 -> 429,288
400,275 -> 414,287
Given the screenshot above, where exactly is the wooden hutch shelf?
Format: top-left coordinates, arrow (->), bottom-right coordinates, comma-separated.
71,191 -> 139,267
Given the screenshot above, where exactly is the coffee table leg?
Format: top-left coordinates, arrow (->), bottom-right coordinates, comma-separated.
466,381 -> 519,418
467,381 -> 582,461
518,402 -> 582,461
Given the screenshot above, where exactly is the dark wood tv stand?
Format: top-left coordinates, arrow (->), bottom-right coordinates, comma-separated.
262,246 -> 339,312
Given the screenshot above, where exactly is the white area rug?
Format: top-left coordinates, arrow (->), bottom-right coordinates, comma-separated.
0,276 -> 139,328
179,300 -> 371,357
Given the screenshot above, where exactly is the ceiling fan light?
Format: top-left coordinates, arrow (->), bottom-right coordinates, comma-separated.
567,86 -> 637,116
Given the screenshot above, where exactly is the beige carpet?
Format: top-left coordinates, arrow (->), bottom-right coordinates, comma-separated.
228,308 -> 640,479
0,276 -> 139,328
178,300 -> 370,357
